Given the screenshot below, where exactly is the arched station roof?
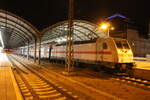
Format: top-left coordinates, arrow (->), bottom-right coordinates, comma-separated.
41,20 -> 107,44
0,10 -> 40,49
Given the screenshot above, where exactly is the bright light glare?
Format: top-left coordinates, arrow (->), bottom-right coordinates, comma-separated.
0,31 -> 4,48
0,52 -> 4,62
0,51 -> 12,67
0,47 -> 2,53
100,23 -> 110,30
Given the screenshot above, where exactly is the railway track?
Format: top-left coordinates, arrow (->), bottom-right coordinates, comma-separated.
82,68 -> 150,90
12,54 -> 150,91
9,54 -> 150,100
8,55 -> 79,100
112,75 -> 150,90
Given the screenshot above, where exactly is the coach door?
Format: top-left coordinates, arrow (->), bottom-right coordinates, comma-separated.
49,46 -> 52,62
96,39 -> 103,62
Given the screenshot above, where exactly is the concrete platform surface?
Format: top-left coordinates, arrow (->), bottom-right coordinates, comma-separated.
0,67 -> 22,100
135,61 -> 150,70
133,58 -> 150,80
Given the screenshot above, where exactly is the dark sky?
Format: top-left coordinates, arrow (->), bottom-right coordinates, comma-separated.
0,0 -> 150,34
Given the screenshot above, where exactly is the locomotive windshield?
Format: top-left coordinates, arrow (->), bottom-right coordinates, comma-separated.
115,41 -> 123,49
122,41 -> 130,49
115,40 -> 130,49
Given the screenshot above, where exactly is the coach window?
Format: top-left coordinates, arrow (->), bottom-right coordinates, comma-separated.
103,43 -> 108,49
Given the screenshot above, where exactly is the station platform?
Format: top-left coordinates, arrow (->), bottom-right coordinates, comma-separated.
0,53 -> 22,100
134,57 -> 150,70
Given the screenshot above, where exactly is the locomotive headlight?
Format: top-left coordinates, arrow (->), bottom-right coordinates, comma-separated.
119,58 -> 121,62
119,58 -> 123,62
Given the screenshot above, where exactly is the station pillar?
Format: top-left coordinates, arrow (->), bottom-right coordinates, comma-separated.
23,47 -> 25,57
34,39 -> 37,63
27,41 -> 29,60
38,37 -> 41,65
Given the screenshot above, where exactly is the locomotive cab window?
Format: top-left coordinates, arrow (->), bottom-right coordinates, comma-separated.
122,41 -> 130,49
115,40 -> 130,49
102,43 -> 108,49
115,41 -> 123,49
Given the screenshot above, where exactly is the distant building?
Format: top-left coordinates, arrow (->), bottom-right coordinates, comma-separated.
106,14 -> 150,57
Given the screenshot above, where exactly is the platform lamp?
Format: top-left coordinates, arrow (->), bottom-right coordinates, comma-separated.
99,22 -> 114,37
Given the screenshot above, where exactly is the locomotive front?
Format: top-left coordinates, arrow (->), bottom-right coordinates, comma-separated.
113,38 -> 134,70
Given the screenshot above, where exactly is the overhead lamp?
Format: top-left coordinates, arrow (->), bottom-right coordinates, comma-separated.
99,22 -> 114,37
100,23 -> 110,30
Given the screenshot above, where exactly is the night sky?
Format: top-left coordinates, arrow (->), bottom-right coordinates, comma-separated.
0,0 -> 150,34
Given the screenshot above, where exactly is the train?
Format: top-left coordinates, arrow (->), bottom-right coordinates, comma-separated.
16,37 -> 135,72
2,49 -> 13,54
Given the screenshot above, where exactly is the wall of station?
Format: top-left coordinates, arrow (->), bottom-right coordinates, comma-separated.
127,29 -> 150,57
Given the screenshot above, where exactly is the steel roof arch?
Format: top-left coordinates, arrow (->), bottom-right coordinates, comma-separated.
0,10 -> 40,48
41,19 -> 107,43
0,10 -> 40,36
0,22 -> 33,40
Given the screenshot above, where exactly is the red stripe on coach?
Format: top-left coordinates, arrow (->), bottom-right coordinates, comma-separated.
51,51 -> 112,54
